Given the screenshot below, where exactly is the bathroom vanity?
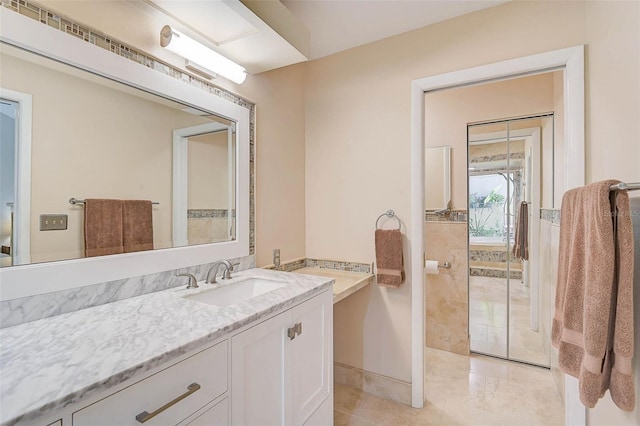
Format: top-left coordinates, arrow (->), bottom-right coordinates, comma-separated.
0,269 -> 333,426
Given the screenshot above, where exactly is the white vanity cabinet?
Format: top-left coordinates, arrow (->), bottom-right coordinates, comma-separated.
61,288 -> 332,426
231,289 -> 333,426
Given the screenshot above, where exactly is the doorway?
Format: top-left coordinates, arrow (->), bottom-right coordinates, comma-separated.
467,114 -> 552,367
410,46 -> 585,423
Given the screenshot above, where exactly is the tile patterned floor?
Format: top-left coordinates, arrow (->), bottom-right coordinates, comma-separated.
334,347 -> 564,426
469,275 -> 549,366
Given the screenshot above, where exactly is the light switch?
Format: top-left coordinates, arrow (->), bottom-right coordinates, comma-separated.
40,214 -> 68,231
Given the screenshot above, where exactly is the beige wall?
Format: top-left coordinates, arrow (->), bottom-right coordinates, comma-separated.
304,0 -> 581,385
426,72 -> 558,210
18,0 -> 640,419
303,1 -> 639,410
188,132 -> 230,209
235,65 -> 307,266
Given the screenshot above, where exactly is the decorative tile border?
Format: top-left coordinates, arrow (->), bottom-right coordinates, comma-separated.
187,209 -> 236,219
469,152 -> 525,164
470,267 -> 522,280
425,210 -> 468,222
541,209 -> 561,225
469,249 -> 516,263
264,257 -> 373,274
305,258 -> 372,273
1,0 -> 256,255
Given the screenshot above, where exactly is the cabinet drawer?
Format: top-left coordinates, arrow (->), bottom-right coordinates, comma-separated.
73,342 -> 227,426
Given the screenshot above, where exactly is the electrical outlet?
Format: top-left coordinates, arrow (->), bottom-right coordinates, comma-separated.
40,214 -> 68,231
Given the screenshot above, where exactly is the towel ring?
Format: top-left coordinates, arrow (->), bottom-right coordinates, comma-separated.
375,210 -> 401,230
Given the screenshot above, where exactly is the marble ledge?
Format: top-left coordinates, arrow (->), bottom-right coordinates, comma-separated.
0,268 -> 333,426
290,267 -> 374,304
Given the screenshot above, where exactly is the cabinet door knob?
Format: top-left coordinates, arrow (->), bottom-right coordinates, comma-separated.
287,325 -> 297,340
135,382 -> 201,423
288,322 -> 302,340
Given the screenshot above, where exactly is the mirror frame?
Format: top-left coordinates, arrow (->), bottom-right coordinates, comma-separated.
0,8 -> 250,300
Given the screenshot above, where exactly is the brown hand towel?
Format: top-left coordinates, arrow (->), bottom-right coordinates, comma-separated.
375,229 -> 405,287
123,200 -> 154,253
551,180 -> 635,411
512,201 -> 529,260
84,199 -> 124,257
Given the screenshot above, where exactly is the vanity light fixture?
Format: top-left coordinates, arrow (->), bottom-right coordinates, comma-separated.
160,25 -> 247,84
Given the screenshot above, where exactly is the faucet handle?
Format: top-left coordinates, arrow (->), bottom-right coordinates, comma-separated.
176,273 -> 199,289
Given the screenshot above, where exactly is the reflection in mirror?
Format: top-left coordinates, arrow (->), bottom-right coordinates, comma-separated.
172,121 -> 237,246
0,42 -> 237,267
467,115 -> 553,367
425,146 -> 451,211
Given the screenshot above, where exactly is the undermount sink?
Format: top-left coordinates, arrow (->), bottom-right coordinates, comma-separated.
185,278 -> 287,307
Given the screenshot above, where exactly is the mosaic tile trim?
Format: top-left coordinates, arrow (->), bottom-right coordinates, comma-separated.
264,258 -> 373,274
425,210 -> 468,222
469,152 -> 525,164
470,267 -> 522,280
305,258 -> 372,273
540,209 -> 561,225
469,250 -> 516,263
1,0 -> 256,255
187,209 -> 236,219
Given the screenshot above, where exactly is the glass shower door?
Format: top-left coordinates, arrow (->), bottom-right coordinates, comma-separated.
468,115 -> 552,367
468,121 -> 510,359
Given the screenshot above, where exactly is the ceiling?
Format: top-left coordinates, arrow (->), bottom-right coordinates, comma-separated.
280,0 -> 509,60
41,0 -> 508,78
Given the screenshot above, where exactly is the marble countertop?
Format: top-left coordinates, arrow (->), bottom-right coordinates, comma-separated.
0,268 -> 333,426
290,267 -> 374,304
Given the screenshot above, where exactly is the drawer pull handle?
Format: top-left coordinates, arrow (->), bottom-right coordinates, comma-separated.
135,382 -> 201,423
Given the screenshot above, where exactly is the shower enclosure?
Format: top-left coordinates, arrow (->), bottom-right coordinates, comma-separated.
467,114 -> 553,367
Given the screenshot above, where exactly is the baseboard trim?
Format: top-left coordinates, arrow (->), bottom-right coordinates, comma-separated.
334,362 -> 411,405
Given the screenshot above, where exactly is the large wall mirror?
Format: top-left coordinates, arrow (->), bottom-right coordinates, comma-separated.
0,8 -> 250,298
1,44 -> 238,267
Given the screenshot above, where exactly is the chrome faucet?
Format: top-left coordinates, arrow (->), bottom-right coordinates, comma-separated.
207,260 -> 234,284
176,273 -> 199,289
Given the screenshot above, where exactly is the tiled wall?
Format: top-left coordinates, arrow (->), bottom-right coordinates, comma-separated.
425,222 -> 470,355
187,209 -> 236,244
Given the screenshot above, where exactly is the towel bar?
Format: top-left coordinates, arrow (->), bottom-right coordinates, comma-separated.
375,210 -> 401,230
69,198 -> 159,205
609,182 -> 640,192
